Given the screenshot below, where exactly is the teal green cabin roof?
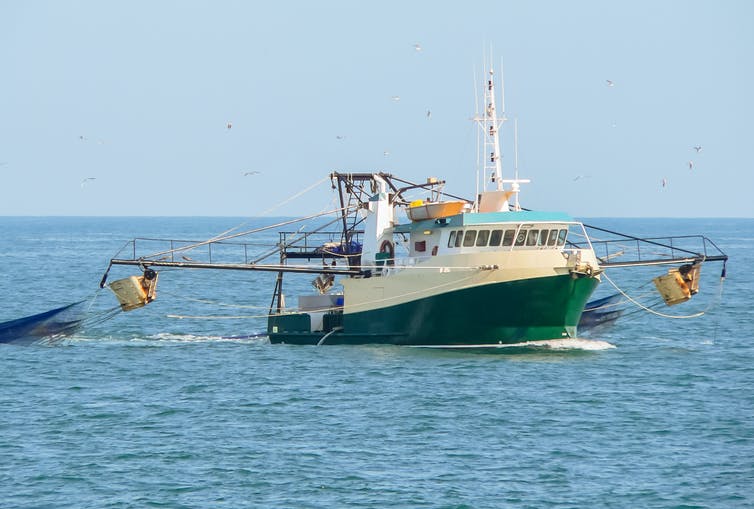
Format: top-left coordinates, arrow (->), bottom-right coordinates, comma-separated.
394,210 -> 575,233
458,210 -> 574,225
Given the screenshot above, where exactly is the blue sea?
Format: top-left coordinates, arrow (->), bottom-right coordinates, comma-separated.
1,217 -> 752,508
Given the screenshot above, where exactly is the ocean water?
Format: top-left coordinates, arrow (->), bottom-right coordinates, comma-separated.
1,217 -> 752,508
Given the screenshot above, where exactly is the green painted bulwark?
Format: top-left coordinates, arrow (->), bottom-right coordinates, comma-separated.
269,274 -> 598,346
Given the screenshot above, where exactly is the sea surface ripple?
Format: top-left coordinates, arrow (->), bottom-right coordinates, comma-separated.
1,217 -> 753,508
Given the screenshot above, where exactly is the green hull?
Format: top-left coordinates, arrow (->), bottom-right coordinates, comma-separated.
268,274 -> 599,346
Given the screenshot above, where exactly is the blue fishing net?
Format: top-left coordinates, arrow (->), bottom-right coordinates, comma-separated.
579,293 -> 624,330
0,300 -> 120,345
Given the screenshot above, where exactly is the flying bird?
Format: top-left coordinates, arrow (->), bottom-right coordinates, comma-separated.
693,146 -> 702,153
383,150 -> 390,157
336,135 -> 346,140
606,80 -> 615,87
688,161 -> 694,170
572,175 -> 592,181
81,177 -> 96,188
226,121 -> 233,130
391,96 -> 400,102
662,178 -> 668,188
426,109 -> 432,119
243,171 -> 260,176
414,43 -> 422,52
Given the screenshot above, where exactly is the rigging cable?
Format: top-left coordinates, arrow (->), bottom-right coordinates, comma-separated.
141,204 -> 358,260
197,176 -> 333,245
601,271 -> 725,320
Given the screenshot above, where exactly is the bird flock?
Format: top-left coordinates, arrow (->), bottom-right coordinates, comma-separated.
602,79 -> 703,190
69,48 -> 703,197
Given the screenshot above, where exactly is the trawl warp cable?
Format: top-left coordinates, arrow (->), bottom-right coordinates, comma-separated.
601,272 -> 724,320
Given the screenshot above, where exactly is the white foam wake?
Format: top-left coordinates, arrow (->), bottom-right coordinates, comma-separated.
510,338 -> 616,350
409,338 -> 615,350
147,332 -> 269,343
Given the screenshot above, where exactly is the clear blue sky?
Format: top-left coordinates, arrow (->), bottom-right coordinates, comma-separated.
1,1 -> 751,217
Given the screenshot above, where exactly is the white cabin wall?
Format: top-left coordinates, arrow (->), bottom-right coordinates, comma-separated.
361,177 -> 394,267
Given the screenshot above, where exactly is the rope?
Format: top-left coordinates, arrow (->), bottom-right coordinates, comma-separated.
259,176 -> 331,216
198,176 -> 332,244
601,272 -> 724,320
250,212 -> 348,264
142,204 -> 357,260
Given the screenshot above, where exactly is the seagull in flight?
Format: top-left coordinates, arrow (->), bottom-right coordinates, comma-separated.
336,135 -> 346,140
693,146 -> 702,153
226,121 -> 233,130
688,160 -> 694,170
662,178 -> 668,188
243,171 -> 260,176
606,79 -> 615,87
572,175 -> 592,181
81,177 -> 96,188
414,43 -> 422,52
426,109 -> 432,119
391,95 -> 400,102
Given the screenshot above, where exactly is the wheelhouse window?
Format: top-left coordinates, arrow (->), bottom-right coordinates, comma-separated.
463,230 -> 477,247
489,229 -> 503,246
514,230 -> 527,246
547,229 -> 559,246
538,229 -> 548,246
557,229 -> 568,246
476,230 -> 490,247
502,230 -> 515,246
526,230 -> 539,246
445,225 -> 569,251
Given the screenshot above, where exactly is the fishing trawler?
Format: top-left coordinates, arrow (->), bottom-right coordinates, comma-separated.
95,63 -> 728,348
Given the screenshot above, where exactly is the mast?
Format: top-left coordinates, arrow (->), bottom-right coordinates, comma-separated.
513,118 -> 520,211
472,56 -> 530,211
478,65 -> 505,192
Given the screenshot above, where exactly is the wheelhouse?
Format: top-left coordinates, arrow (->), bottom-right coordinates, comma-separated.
396,210 -> 591,260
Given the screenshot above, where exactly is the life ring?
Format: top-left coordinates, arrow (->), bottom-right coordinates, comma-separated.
379,239 -> 395,266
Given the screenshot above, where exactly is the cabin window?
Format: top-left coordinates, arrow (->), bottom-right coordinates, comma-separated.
526,230 -> 539,246
463,230 -> 477,247
454,230 -> 464,247
557,229 -> 568,246
547,229 -> 559,246
448,231 -> 456,248
514,230 -> 527,246
476,230 -> 490,247
415,240 -> 426,252
489,229 -> 503,246
538,229 -> 548,246
502,230 -> 515,246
